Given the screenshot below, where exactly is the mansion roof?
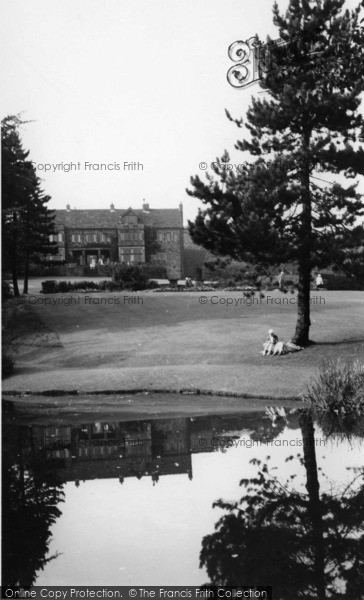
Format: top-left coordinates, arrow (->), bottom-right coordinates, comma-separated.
54,208 -> 183,229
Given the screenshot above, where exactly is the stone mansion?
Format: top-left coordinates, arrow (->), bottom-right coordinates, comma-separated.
51,201 -> 184,279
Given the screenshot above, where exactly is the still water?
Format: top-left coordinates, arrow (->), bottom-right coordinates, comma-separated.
2,404 -> 364,595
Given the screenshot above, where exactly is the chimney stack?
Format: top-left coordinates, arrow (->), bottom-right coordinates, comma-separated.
110,203 -> 115,212
142,199 -> 150,211
66,203 -> 71,211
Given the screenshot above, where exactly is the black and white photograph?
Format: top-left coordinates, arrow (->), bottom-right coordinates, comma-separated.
2,0 -> 364,597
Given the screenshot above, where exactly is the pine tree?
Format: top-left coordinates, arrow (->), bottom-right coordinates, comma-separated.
21,180 -> 57,294
2,116 -> 57,295
187,0 -> 364,345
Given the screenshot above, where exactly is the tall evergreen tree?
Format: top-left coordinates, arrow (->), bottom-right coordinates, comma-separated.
2,116 -> 57,296
21,182 -> 56,294
187,0 -> 364,345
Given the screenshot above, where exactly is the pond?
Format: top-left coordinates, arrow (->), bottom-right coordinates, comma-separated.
2,402 -> 364,597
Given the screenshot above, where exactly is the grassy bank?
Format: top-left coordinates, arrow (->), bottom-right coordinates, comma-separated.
2,290 -> 364,398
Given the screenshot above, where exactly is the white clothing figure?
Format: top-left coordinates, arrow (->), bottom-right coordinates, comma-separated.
263,329 -> 278,355
316,273 -> 323,289
278,270 -> 285,290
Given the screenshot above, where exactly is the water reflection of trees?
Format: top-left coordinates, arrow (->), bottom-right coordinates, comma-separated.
200,411 -> 364,599
2,436 -> 65,587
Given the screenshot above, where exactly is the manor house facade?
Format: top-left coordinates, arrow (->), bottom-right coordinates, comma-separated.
51,201 -> 184,279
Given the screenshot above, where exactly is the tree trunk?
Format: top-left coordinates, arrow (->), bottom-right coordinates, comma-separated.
10,211 -> 20,297
299,412 -> 326,600
23,253 -> 29,294
11,259 -> 20,297
292,125 -> 312,346
292,256 -> 311,345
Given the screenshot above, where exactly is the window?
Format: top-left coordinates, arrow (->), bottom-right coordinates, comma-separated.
119,230 -> 144,243
120,248 -> 134,263
50,233 -> 63,242
84,233 -> 98,243
120,247 -> 144,263
157,231 -> 177,243
122,213 -> 138,225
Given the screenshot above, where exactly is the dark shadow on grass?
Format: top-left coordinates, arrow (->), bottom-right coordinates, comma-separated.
58,354 -> 128,368
310,338 -> 364,347
9,365 -> 54,376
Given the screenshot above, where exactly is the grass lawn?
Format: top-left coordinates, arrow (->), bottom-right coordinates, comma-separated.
3,289 -> 364,398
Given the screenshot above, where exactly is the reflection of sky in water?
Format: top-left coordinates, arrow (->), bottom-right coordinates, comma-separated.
35,423 -> 363,586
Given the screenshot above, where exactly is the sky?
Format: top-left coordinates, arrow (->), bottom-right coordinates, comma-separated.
1,0 -> 363,225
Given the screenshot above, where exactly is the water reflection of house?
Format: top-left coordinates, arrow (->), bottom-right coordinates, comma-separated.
16,413 -> 278,485
37,426 -> 73,460
27,418 -> 193,483
188,415 -> 253,453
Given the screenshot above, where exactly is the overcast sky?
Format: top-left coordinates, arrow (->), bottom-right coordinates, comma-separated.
1,0 -> 362,224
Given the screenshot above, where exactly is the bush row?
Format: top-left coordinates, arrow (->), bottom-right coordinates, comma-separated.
36,265 -> 364,294
41,279 -> 160,293
39,279 -> 363,294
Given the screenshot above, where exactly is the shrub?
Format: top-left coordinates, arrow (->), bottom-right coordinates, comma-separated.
105,281 -> 122,291
2,281 -> 13,299
321,273 -> 364,291
142,264 -> 168,279
56,280 -> 73,293
226,279 -> 236,287
113,264 -> 150,291
305,360 -> 364,414
41,280 -> 107,293
2,353 -> 15,378
147,279 -> 160,289
41,280 -> 57,293
69,280 -> 99,291
97,279 -> 111,291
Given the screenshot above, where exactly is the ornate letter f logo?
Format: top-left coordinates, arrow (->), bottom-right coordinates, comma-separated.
227,37 -> 261,89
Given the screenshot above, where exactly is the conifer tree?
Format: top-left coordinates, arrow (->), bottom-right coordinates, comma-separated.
2,116 -> 57,295
188,0 -> 364,345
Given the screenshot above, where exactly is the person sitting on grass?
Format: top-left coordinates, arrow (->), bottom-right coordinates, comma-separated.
262,329 -> 303,356
263,329 -> 278,355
